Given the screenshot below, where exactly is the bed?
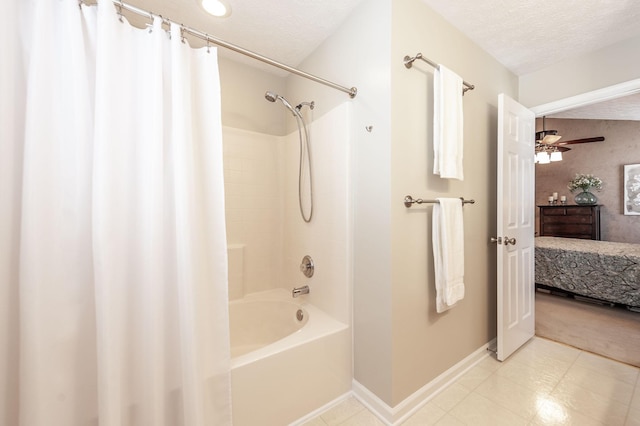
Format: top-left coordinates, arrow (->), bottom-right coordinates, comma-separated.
535,236 -> 640,309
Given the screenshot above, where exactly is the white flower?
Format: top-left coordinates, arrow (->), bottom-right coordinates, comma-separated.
568,173 -> 603,192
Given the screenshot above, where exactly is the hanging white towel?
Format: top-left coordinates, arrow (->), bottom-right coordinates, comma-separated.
433,64 -> 464,181
432,198 -> 465,313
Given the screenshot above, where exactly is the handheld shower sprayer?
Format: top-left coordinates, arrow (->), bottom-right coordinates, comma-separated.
264,90 -> 315,223
264,91 -> 278,103
264,91 -> 298,117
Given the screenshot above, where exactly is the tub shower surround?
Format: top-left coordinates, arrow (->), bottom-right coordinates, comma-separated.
223,103 -> 352,424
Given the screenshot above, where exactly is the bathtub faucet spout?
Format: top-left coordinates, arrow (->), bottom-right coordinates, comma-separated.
292,285 -> 310,298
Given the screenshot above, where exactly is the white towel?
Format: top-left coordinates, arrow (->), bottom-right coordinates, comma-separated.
432,198 -> 465,313
433,64 -> 464,181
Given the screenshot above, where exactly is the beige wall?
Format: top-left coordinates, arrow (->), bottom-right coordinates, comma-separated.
535,118 -> 640,243
389,0 -> 518,405
519,35 -> 640,108
218,56 -> 287,135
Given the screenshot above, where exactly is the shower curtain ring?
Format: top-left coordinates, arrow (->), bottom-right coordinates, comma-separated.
180,25 -> 186,44
117,0 -> 124,22
159,16 -> 170,39
147,11 -> 154,33
206,37 -> 211,53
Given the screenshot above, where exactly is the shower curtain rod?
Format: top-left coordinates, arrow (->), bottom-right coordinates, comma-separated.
98,0 -> 358,98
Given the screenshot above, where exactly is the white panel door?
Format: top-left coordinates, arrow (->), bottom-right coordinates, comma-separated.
496,93 -> 535,361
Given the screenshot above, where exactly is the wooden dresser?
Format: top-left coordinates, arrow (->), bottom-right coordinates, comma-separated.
538,205 -> 601,240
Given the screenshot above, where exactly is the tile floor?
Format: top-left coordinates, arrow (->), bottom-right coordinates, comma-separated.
302,337 -> 640,425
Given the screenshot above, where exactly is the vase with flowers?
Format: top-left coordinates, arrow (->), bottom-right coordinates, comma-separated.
567,173 -> 603,205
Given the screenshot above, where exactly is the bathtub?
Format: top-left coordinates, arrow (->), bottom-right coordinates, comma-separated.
229,295 -> 309,359
230,289 -> 351,426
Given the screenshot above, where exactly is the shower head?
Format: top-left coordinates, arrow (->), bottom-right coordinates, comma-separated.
264,91 -> 298,117
265,91 -> 278,103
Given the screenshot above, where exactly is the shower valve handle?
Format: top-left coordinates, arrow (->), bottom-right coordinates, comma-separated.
300,255 -> 314,278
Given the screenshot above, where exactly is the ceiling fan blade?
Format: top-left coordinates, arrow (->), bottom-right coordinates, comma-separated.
541,134 -> 562,144
555,146 -> 571,152
556,136 -> 605,145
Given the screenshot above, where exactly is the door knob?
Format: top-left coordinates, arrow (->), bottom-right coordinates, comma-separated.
490,236 -> 516,245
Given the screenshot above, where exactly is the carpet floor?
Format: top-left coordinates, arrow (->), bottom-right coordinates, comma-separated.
535,291 -> 640,367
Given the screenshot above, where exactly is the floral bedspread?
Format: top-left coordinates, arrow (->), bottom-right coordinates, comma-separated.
535,236 -> 640,308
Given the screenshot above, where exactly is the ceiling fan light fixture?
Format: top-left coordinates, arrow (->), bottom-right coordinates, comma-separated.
536,151 -> 550,164
550,151 -> 563,162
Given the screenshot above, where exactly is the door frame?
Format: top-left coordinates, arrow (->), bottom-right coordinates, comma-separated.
516,79 -> 640,352
530,78 -> 640,117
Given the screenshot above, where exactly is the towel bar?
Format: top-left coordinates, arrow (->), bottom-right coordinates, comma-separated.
404,195 -> 475,208
404,53 -> 475,94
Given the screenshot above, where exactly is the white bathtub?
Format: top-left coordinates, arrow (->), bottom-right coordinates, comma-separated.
230,289 -> 351,425
229,296 -> 309,358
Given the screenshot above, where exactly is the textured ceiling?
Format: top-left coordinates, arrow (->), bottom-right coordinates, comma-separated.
421,0 -> 640,76
421,0 -> 640,121
547,93 -> 640,121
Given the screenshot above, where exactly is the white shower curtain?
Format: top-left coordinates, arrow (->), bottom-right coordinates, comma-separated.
1,1 -> 231,425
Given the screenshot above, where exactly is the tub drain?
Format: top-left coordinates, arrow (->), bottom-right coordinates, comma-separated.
296,309 -> 304,321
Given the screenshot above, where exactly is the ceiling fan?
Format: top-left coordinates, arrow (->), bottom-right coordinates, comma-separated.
535,116 -> 605,163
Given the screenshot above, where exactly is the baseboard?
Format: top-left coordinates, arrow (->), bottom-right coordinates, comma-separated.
352,339 -> 496,425
288,391 -> 353,426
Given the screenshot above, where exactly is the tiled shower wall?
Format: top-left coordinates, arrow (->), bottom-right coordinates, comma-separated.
280,103 -> 351,324
223,128 -> 283,296
222,103 -> 351,324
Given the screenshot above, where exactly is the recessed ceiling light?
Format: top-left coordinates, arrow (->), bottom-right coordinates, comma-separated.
200,0 -> 231,18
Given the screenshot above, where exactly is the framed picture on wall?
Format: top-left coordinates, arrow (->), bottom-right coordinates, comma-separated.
624,164 -> 640,215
